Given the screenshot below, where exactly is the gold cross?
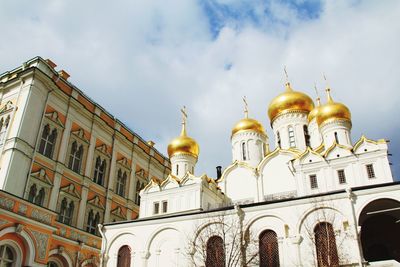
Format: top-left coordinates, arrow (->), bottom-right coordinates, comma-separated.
284,66 -> 289,82
242,96 -> 248,118
180,106 -> 187,125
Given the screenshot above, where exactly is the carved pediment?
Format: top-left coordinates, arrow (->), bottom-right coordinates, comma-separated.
60,183 -> 80,199
117,157 -> 130,169
95,143 -> 111,157
44,111 -> 64,127
87,195 -> 105,209
0,101 -> 14,114
31,169 -> 53,185
111,206 -> 125,218
71,128 -> 89,143
136,168 -> 145,178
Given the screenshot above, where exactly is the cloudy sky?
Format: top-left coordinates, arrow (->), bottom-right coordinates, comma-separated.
1,0 -> 399,179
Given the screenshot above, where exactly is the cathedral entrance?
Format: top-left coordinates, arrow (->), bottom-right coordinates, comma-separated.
359,198 -> 400,263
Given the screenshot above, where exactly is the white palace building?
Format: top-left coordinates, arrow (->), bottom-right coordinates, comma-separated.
100,81 -> 400,266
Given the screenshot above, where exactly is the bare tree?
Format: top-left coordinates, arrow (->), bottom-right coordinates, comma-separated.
186,205 -> 259,267
299,198 -> 354,267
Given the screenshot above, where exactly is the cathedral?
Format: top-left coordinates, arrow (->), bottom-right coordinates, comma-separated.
0,57 -> 399,267
101,81 -> 400,266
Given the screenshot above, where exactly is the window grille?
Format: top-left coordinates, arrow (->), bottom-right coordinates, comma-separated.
338,169 -> 346,184
310,174 -> 318,189
206,236 -> 225,267
314,222 -> 339,267
366,164 -> 376,178
259,230 -> 280,267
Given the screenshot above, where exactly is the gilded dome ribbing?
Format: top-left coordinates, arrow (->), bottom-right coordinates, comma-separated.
316,88 -> 351,126
232,118 -> 266,137
268,82 -> 315,123
167,122 -> 199,159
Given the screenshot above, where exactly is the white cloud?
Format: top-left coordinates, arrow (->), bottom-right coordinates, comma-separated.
0,0 -> 399,177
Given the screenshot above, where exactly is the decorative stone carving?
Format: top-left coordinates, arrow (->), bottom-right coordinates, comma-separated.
0,197 -> 15,210
31,230 -> 49,260
30,209 -> 52,224
0,218 -> 9,226
17,204 -> 27,215
59,227 -> 66,237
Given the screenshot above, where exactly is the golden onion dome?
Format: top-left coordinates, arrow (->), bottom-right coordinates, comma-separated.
167,119 -> 199,159
316,88 -> 351,126
308,97 -> 322,122
268,82 -> 315,122
232,117 -> 266,137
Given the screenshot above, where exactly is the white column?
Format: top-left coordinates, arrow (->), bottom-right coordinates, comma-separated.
57,118 -> 72,163
128,157 -> 137,201
84,134 -> 96,177
76,184 -> 89,229
104,196 -> 112,223
108,140 -> 118,191
49,173 -> 62,211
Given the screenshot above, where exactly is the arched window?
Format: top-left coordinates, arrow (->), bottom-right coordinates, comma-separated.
242,142 -> 247,160
93,156 -> 106,186
259,230 -> 280,267
117,245 -> 131,267
303,125 -> 310,147
86,209 -> 100,235
68,141 -> 84,173
176,164 -> 179,176
288,126 -> 296,148
314,222 -> 339,267
334,132 -> 339,144
35,187 -> 45,206
0,115 -> 10,145
0,244 -> 15,266
38,125 -> 58,158
59,198 -> 74,225
28,184 -> 37,202
277,131 -> 281,148
206,236 -> 225,267
135,181 -> 141,204
116,169 -> 127,197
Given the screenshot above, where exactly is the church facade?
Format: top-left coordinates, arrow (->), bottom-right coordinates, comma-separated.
101,82 -> 399,266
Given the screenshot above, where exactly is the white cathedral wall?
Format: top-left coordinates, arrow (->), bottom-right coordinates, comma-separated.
260,153 -> 297,198
221,166 -> 258,203
103,184 -> 400,267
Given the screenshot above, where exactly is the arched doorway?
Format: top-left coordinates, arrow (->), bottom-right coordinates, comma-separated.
359,198 -> 400,262
117,245 -> 131,267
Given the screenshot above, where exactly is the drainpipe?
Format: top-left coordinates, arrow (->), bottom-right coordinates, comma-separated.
98,224 -> 107,267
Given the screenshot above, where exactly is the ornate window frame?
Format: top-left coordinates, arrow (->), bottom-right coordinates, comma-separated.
57,183 -> 80,226
91,143 -> 111,187
25,169 -> 53,207
85,195 -> 104,235
37,111 -> 64,160
67,128 -> 89,175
